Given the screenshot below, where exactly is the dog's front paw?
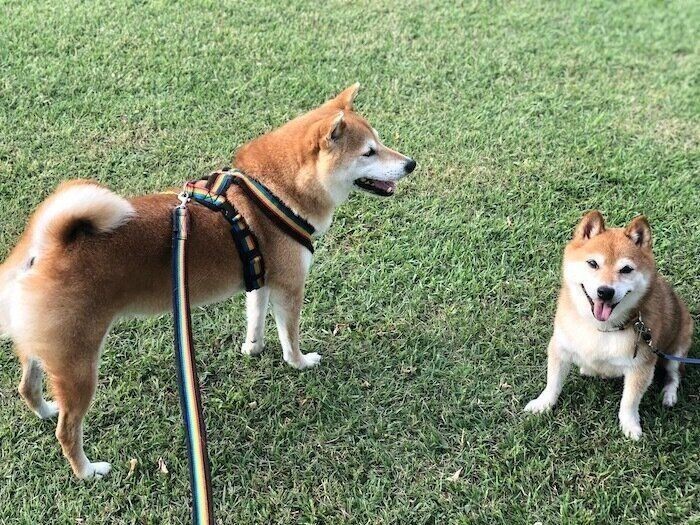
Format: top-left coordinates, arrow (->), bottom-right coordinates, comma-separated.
289,352 -> 322,370
241,340 -> 264,356
35,400 -> 59,420
524,394 -> 556,414
619,415 -> 642,440
77,461 -> 112,480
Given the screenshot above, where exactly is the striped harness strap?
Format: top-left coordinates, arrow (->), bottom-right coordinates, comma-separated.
185,168 -> 316,291
228,170 -> 316,253
185,170 -> 265,292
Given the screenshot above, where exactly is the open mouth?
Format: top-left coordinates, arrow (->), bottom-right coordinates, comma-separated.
354,178 -> 396,197
580,284 -> 618,322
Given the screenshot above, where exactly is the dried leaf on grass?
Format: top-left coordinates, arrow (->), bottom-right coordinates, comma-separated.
126,458 -> 138,479
448,468 -> 463,482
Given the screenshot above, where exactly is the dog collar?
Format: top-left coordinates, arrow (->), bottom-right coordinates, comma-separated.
593,309 -> 641,358
591,308 -> 700,364
596,313 -> 637,333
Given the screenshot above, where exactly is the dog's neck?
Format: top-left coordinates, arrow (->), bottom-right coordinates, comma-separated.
234,140 -> 337,236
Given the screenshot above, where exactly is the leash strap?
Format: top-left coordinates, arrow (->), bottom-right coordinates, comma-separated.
172,203 -> 215,525
655,352 -> 700,364
168,166 -> 313,522
634,315 -> 700,365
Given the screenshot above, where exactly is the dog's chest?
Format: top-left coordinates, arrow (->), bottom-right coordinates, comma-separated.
556,317 -> 640,376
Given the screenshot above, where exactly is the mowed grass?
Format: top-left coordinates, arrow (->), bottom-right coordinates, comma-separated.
1,0 -> 699,523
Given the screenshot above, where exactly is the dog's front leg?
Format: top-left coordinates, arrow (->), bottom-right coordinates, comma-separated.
271,286 -> 321,370
241,287 -> 270,356
619,364 -> 654,440
524,336 -> 571,413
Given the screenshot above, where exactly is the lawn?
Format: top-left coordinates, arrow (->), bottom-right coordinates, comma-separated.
1,0 -> 699,523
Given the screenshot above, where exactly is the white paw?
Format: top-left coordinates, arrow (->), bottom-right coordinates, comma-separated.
241,340 -> 264,356
524,395 -> 556,414
35,400 -> 59,420
619,416 -> 642,440
579,366 -> 595,377
662,386 -> 678,407
289,352 -> 322,370
77,461 -> 112,480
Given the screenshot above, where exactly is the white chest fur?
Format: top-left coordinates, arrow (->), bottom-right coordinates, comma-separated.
555,315 -> 644,377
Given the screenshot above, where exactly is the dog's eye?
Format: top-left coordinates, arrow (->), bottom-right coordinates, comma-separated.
362,147 -> 376,157
587,259 -> 599,269
619,265 -> 634,274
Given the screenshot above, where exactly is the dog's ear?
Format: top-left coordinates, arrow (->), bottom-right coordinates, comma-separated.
625,215 -> 652,249
331,83 -> 360,110
320,111 -> 346,149
574,210 -> 605,240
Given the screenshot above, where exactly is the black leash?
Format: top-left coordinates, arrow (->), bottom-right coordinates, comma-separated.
634,314 -> 700,364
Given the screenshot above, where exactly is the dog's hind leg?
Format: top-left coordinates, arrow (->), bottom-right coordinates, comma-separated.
271,286 -> 321,370
241,286 -> 270,357
46,352 -> 111,479
36,319 -> 113,479
661,359 -> 681,407
18,355 -> 58,419
662,310 -> 694,408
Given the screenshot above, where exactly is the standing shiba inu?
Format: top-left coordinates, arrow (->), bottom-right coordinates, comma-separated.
0,84 -> 416,478
524,211 -> 693,439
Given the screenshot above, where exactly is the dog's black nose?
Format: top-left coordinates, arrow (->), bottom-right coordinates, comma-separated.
404,158 -> 416,174
597,286 -> 615,301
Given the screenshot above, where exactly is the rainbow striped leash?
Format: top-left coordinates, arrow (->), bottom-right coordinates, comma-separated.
169,168 -> 317,523
172,193 -> 214,525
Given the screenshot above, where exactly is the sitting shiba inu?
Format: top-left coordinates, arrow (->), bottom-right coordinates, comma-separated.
0,84 -> 416,479
524,211 -> 693,440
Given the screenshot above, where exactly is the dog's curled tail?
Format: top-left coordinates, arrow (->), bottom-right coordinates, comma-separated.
30,180 -> 135,255
0,181 -> 133,338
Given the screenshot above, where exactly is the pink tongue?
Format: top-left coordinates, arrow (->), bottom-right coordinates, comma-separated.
375,181 -> 395,193
593,300 -> 613,322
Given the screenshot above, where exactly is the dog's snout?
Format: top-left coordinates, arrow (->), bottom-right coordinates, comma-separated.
404,158 -> 416,174
597,286 -> 615,301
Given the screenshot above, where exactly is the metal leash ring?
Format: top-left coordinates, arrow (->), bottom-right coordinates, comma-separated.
177,183 -> 192,209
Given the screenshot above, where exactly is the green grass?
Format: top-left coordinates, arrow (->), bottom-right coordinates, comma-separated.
1,0 -> 699,523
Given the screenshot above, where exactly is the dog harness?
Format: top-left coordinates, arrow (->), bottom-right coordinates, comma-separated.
183,167 -> 316,291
